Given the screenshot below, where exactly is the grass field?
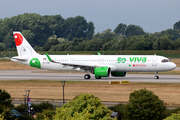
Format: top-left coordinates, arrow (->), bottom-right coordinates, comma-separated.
0,80 -> 180,107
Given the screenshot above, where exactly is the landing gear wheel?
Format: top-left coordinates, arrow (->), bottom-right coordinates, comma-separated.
95,77 -> 101,79
154,71 -> 159,79
84,74 -> 91,79
154,76 -> 159,79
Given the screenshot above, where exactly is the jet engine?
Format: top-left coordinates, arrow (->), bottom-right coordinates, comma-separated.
111,71 -> 126,77
94,67 -> 111,77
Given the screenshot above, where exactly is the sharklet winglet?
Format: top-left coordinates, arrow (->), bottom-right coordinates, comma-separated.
45,52 -> 52,61
45,52 -> 59,63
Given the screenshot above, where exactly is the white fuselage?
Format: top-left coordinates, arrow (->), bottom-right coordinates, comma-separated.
14,54 -> 176,72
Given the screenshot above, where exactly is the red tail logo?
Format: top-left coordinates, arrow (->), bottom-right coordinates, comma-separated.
14,33 -> 23,46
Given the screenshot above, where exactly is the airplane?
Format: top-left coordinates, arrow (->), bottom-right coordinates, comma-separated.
11,31 -> 177,80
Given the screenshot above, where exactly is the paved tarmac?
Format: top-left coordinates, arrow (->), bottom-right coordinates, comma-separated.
0,69 -> 179,83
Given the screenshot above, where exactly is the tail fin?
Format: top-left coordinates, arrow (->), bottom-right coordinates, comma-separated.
13,31 -> 38,59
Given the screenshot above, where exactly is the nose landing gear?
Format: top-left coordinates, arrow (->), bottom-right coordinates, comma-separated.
154,71 -> 159,79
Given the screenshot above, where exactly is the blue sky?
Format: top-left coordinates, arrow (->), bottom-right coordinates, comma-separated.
0,0 -> 180,33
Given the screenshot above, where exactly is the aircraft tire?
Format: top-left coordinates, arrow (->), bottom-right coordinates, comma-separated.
95,77 -> 101,79
84,74 -> 91,79
154,76 -> 159,79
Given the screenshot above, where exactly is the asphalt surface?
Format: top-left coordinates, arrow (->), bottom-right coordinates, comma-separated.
0,69 -> 179,83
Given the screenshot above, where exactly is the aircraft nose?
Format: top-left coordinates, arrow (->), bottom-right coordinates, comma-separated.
171,62 -> 177,70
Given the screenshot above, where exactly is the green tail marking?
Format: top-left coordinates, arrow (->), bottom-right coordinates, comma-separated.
30,58 -> 41,68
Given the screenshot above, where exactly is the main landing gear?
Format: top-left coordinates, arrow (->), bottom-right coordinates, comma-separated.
154,71 -> 159,79
95,77 -> 101,79
84,74 -> 91,79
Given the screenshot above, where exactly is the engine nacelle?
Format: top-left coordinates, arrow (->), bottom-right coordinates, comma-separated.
94,67 -> 110,77
111,71 -> 126,77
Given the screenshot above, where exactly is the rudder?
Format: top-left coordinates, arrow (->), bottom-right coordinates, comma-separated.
13,31 -> 38,59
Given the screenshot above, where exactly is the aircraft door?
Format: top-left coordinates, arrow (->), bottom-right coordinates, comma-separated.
98,58 -> 104,64
70,58 -> 75,63
152,57 -> 157,66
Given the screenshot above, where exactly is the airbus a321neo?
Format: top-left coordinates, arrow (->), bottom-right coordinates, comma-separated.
11,32 -> 176,79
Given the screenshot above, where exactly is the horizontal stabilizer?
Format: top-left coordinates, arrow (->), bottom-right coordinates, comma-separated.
10,56 -> 28,61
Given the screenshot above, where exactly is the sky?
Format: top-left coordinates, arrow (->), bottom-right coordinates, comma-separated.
0,0 -> 180,34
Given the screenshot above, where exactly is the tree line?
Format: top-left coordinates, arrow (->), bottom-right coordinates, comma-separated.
0,88 -> 180,120
0,13 -> 180,51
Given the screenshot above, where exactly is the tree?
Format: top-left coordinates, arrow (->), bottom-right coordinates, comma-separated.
94,29 -> 116,39
124,35 -> 155,50
0,89 -> 12,107
124,88 -> 166,120
125,24 -> 146,37
114,23 -> 127,35
22,30 -> 35,47
84,38 -> 103,51
68,38 -> 83,51
174,38 -> 180,50
65,16 -> 94,41
101,39 -> 117,51
0,89 -> 16,120
0,43 -> 6,51
53,93 -> 112,120
153,35 -> 174,50
174,21 -> 180,30
157,29 -> 180,41
164,113 -> 180,120
43,35 -> 60,51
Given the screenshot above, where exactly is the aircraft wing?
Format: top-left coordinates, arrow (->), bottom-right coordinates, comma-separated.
45,52 -> 102,69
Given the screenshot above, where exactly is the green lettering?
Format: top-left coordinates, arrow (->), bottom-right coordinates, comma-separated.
117,58 -> 121,63
121,58 -> 126,63
130,57 -> 147,63
117,57 -> 126,63
134,57 -> 137,62
137,57 -> 142,63
130,57 -> 134,63
142,57 -> 147,63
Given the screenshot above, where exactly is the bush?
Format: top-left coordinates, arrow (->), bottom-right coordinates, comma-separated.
0,89 -> 12,107
53,93 -> 112,120
164,113 -> 180,120
36,109 -> 56,120
164,108 -> 180,118
108,104 -> 125,120
124,88 -> 166,120
14,102 -> 55,113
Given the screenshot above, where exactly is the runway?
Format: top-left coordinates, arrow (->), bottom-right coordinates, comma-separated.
0,70 -> 180,83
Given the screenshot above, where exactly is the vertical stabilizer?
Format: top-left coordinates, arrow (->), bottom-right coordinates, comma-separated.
13,31 -> 38,59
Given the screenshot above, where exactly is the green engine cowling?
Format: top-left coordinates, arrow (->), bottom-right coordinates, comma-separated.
94,67 -> 110,77
111,71 -> 126,77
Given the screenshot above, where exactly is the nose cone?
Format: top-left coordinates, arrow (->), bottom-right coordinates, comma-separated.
170,62 -> 177,70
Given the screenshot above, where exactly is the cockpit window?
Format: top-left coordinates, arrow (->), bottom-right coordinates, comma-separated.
161,59 -> 170,63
